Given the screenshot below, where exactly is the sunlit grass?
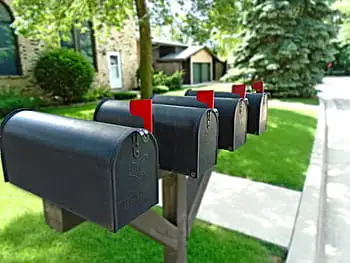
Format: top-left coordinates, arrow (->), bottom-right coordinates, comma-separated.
0,165 -> 283,262
276,97 -> 319,105
216,107 -> 317,191
41,102 -> 98,120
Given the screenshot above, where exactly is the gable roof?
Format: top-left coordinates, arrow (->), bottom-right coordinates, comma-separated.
158,46 -> 203,61
152,38 -> 189,48
157,46 -> 224,63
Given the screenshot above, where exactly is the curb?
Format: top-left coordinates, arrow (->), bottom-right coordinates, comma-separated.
286,99 -> 327,263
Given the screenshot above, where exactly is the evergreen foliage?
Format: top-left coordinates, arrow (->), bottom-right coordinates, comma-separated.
225,0 -> 337,97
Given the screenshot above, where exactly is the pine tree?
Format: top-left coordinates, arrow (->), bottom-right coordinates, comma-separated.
227,0 -> 337,97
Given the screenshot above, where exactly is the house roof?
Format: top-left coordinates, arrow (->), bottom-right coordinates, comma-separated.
157,46 -> 225,63
152,38 -> 189,48
158,46 -> 203,61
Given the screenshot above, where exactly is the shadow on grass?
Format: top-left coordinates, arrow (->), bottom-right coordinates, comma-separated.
0,211 -> 278,263
216,108 -> 317,191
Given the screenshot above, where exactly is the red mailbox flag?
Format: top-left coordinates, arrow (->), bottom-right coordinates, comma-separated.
232,84 -> 246,98
196,90 -> 215,108
130,99 -> 153,133
252,81 -> 264,93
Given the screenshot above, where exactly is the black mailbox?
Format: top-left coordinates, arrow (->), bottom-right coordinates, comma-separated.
94,100 -> 218,178
1,110 -> 159,232
152,95 -> 247,151
246,93 -> 268,135
185,89 -> 268,135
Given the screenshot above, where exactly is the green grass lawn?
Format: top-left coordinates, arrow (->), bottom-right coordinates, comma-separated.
0,164 -> 284,263
42,102 -> 98,120
0,94 -> 315,262
216,105 -> 317,191
276,97 -> 319,105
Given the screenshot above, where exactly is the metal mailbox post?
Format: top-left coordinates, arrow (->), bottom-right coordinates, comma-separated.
152,94 -> 248,151
0,110 -> 159,232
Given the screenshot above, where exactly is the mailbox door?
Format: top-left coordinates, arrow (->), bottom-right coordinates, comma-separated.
259,94 -> 268,134
114,131 -> 159,229
233,100 -> 248,149
198,110 -> 218,178
246,93 -> 268,135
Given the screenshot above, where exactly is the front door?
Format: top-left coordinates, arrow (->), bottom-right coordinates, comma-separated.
108,52 -> 122,88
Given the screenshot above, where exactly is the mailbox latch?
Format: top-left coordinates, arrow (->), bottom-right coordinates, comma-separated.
206,111 -> 211,129
132,133 -> 141,159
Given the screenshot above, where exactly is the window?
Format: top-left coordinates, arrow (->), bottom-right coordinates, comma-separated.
60,23 -> 97,69
0,2 -> 21,76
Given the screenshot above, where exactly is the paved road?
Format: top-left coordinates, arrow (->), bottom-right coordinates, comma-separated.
319,77 -> 350,263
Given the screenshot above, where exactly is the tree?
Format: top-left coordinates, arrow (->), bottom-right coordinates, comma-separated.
327,1 -> 350,75
225,0 -> 337,98
177,0 -> 250,59
333,0 -> 350,45
11,0 -> 153,99
136,0 -> 152,99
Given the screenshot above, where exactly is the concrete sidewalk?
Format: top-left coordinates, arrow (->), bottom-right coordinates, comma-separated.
322,92 -> 350,263
286,77 -> 350,263
159,172 -> 301,248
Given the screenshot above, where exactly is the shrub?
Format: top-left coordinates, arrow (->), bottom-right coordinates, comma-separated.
83,85 -> 113,102
113,91 -> 138,100
34,48 -> 95,103
165,70 -> 183,91
153,85 -> 169,94
0,86 -> 48,117
152,70 -> 168,87
326,44 -> 350,76
152,70 -> 183,91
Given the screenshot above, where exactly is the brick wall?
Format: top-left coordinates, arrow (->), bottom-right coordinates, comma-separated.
95,23 -> 138,90
0,0 -> 45,89
1,0 -> 138,91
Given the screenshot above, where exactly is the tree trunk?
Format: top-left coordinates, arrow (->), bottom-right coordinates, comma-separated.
136,0 -> 153,99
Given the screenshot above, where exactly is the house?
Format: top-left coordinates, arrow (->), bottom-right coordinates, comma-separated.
150,39 -> 227,85
0,0 -> 138,91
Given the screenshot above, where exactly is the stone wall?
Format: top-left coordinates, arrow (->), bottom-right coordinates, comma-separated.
1,0 -> 138,91
95,22 -> 138,90
0,0 -> 45,89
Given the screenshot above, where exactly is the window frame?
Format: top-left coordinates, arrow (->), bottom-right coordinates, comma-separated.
61,22 -> 98,71
0,2 -> 22,76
